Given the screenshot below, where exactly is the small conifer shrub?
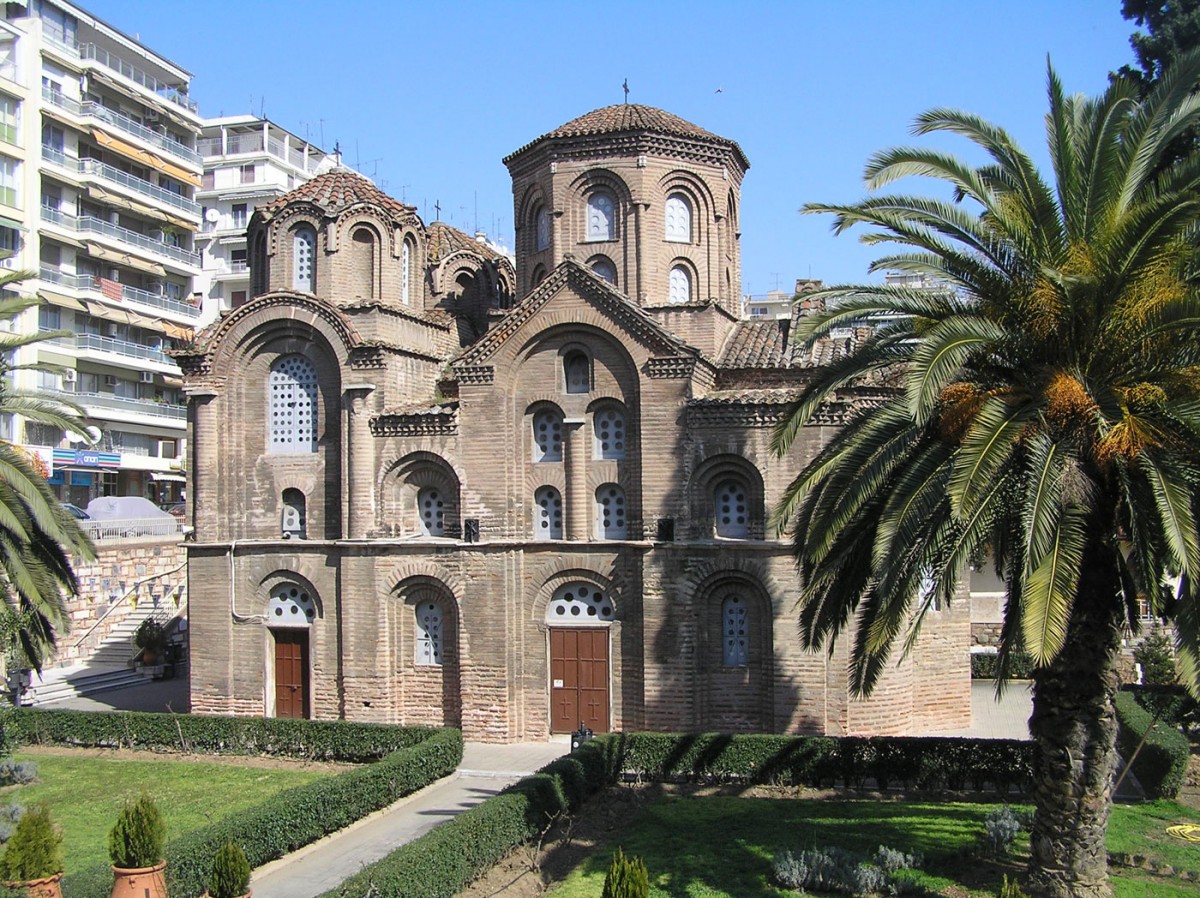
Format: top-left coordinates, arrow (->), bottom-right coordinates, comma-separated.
601,846 -> 649,898
108,794 -> 166,869
207,841 -> 251,898
0,803 -> 63,881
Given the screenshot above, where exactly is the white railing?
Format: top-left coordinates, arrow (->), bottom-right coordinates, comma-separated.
41,87 -> 201,165
40,265 -> 201,319
81,516 -> 184,542
76,43 -> 198,114
78,159 -> 200,215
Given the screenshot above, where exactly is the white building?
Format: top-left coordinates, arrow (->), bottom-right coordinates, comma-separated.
195,116 -> 333,324
1,0 -> 204,506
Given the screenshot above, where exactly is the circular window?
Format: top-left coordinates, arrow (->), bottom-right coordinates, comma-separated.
268,584 -> 316,627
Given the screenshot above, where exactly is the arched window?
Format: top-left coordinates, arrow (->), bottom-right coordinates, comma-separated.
281,488 -> 306,539
532,264 -> 547,287
269,355 -> 318,453
532,409 -> 563,462
669,265 -> 692,304
665,193 -> 691,242
415,601 -> 443,666
268,583 -> 316,627
590,257 -> 617,285
593,406 -> 626,460
722,595 -> 749,666
595,484 -> 626,539
417,486 -> 445,536
351,226 -> 376,299
714,477 -> 749,538
587,191 -> 616,241
547,582 -> 614,624
563,351 -> 590,394
535,205 -> 550,251
402,237 -> 415,305
293,226 -> 315,292
534,486 -> 563,540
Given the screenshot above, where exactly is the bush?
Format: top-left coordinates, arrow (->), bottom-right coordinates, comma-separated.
0,803 -> 62,881
1133,632 -> 1176,685
207,841 -> 250,898
1114,689 -> 1189,798
772,845 -> 923,896
970,652 -> 1035,679
980,806 -> 1023,856
0,759 -> 37,785
999,874 -> 1030,898
602,847 -> 648,898
109,794 -> 166,869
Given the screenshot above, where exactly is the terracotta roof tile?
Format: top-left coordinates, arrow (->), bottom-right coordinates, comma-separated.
257,168 -> 413,219
505,103 -> 748,167
719,319 -> 790,368
426,221 -> 507,264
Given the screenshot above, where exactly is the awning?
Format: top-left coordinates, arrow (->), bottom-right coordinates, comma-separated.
84,299 -> 132,324
39,290 -> 86,311
150,472 -> 186,483
83,242 -> 169,277
91,129 -> 202,188
85,184 -> 198,233
0,214 -> 26,232
41,227 -> 85,249
158,320 -> 194,341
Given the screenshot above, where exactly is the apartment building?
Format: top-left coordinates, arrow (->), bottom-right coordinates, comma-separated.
196,116 -> 333,324
0,0 -> 203,506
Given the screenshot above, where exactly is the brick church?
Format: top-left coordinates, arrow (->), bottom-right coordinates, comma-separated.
177,104 -> 970,741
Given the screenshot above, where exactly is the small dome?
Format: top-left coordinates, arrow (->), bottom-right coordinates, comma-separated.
256,168 -> 413,220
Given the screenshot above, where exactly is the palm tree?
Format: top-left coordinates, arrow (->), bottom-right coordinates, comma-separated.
771,54 -> 1200,898
0,272 -> 94,672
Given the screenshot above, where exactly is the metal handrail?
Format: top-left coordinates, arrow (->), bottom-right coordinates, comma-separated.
69,390 -> 187,420
41,86 -> 201,164
81,517 -> 185,541
78,158 -> 200,215
75,216 -> 200,267
76,43 -> 198,113
40,265 -> 201,319
71,558 -> 186,651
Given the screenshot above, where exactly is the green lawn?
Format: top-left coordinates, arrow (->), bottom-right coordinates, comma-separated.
3,749 -> 335,875
548,793 -> 1200,898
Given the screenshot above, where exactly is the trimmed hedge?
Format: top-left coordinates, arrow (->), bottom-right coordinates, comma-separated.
8,708 -> 433,762
1114,689 -> 1188,799
3,709 -> 462,898
619,733 -> 1035,793
970,652 -> 1035,680
320,734 -> 625,898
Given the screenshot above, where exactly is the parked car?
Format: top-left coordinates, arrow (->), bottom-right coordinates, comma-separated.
84,496 -> 178,539
162,502 -> 186,521
61,503 -> 90,520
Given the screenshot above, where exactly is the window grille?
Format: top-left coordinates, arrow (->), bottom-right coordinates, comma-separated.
293,227 -> 315,291
596,484 -> 626,539
587,192 -> 615,240
418,486 -> 445,536
593,407 -> 626,459
532,409 -> 563,462
547,582 -> 613,623
714,478 -> 749,538
269,355 -> 318,453
722,595 -> 748,666
669,265 -> 691,304
534,485 -> 563,540
665,194 -> 691,242
268,584 -> 316,627
415,602 -> 443,666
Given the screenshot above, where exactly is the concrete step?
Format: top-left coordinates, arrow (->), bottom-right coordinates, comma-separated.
28,667 -> 147,706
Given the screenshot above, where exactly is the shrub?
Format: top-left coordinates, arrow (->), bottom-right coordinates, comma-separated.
970,652 -> 1035,679
772,845 -> 922,896
134,619 -> 169,657
999,874 -> 1030,898
1114,689 -> 1188,798
207,841 -> 250,898
108,795 -> 166,869
0,803 -> 63,881
980,806 -> 1023,856
0,759 -> 37,786
601,847 -> 648,898
1133,632 -> 1176,685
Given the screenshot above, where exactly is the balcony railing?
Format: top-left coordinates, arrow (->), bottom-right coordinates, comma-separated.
76,43 -> 198,114
42,330 -> 175,366
39,265 -> 201,319
82,517 -> 184,542
197,133 -> 325,173
78,158 -> 200,216
41,87 -> 201,165
75,216 -> 200,267
68,390 -> 186,420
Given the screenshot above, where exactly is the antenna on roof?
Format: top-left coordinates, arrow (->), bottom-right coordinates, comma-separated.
622,78 -> 629,104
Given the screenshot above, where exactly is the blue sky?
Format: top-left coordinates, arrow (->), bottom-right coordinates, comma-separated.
88,0 -> 1140,294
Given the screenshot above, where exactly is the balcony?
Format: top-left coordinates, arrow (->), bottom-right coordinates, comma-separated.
42,208 -> 200,268
40,265 -> 201,319
64,390 -> 186,421
78,158 -> 200,216
41,329 -> 176,366
75,43 -> 198,114
197,133 -> 326,174
41,87 -> 201,165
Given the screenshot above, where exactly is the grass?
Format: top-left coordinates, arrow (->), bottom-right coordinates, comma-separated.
2,749 -> 334,876
548,792 -> 1200,898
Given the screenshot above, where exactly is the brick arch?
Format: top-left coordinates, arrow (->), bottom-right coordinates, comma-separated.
678,556 -> 783,602
529,562 -> 618,626
265,205 -> 324,258
388,573 -> 462,728
205,292 -> 360,375
686,453 -> 766,541
251,565 -> 329,620
517,181 -> 548,227
383,561 -> 465,598
378,452 -> 462,538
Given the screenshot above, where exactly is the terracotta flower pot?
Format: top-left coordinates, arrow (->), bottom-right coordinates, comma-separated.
202,892 -> 252,898
5,872 -> 63,898
111,861 -> 167,898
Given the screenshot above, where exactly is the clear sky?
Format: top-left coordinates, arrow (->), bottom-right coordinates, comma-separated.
86,0 -> 1140,295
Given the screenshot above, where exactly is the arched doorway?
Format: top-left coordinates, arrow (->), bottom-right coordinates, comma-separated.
268,584 -> 316,718
546,582 -> 614,734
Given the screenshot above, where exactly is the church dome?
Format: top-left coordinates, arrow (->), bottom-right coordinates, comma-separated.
256,167 -> 413,221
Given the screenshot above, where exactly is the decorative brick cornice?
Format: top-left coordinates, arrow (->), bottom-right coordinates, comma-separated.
371,407 -> 458,437
453,365 -> 495,385
645,356 -> 697,379
204,291 -> 361,355
348,344 -> 387,370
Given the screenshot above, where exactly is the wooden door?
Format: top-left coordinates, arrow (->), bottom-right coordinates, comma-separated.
274,629 -> 309,719
550,628 -> 609,734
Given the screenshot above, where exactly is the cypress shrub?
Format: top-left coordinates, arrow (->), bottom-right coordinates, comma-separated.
207,841 -> 251,898
1114,689 -> 1188,799
601,847 -> 648,898
0,803 -> 63,881
109,794 -> 166,869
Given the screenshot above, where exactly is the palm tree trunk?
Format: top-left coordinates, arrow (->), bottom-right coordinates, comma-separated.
1027,541 -> 1124,898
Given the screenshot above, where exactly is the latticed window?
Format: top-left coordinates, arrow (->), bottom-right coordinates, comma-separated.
415,602 -> 443,666
596,484 -> 626,539
547,582 -> 613,623
535,206 -> 550,251
722,595 -> 748,666
665,193 -> 691,242
532,409 -> 563,462
418,486 -> 445,536
669,265 -> 691,304
590,257 -> 617,285
564,351 -> 590,393
269,355 -> 318,453
293,227 -> 315,291
281,488 -> 306,538
593,407 -> 626,459
714,477 -> 749,538
401,238 -> 413,304
268,584 -> 316,627
534,486 -> 563,540
587,192 -> 616,240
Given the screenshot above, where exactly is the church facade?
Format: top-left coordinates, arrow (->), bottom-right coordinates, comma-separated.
178,104 -> 970,741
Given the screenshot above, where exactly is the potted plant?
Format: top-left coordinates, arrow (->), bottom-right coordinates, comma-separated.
206,841 -> 251,898
134,619 -> 168,666
108,794 -> 167,898
0,803 -> 64,898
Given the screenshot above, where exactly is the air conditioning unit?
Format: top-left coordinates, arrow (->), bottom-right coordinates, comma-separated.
103,374 -> 117,386
139,371 -> 154,384
105,323 -> 118,337
157,440 -> 177,458
62,369 -> 77,383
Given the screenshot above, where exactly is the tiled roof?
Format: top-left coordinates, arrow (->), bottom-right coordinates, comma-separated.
719,319 -> 790,368
427,221 -> 507,264
256,168 -> 413,219
505,104 -> 749,168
